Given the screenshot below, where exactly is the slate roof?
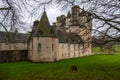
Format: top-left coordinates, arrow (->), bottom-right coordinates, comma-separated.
33,10 -> 52,37
0,31 -> 28,43
56,30 -> 83,44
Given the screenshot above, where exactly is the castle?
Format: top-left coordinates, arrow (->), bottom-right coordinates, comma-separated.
0,5 -> 92,62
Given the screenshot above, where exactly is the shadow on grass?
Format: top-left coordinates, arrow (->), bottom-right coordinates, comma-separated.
0,71 -> 10,80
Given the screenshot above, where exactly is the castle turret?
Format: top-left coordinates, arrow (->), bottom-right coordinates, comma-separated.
71,5 -> 81,26
71,5 -> 80,18
33,10 -> 51,37
57,15 -> 65,23
29,9 -> 60,62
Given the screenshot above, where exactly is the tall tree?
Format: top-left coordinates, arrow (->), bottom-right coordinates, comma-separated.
0,0 -> 120,43
55,0 -> 120,43
0,0 -> 54,32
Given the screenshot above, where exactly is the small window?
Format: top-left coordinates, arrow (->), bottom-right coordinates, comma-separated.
38,43 -> 41,50
74,52 -> 76,56
62,54 -> 64,57
68,53 -> 70,56
52,44 -> 54,51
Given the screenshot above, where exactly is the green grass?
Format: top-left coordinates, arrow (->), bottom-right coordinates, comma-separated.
0,54 -> 120,80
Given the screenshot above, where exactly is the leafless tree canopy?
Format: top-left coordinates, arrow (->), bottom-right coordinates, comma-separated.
0,0 -> 54,32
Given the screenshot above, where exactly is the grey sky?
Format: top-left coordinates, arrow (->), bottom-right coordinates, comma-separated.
46,5 -> 67,24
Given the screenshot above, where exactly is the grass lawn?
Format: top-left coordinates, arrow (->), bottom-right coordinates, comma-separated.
0,46 -> 120,80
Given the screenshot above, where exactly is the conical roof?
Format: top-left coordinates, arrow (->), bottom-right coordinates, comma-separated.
34,10 -> 52,37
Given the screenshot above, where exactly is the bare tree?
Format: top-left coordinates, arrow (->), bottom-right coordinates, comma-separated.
0,0 -> 119,45
92,31 -> 117,54
0,0 -> 54,32
0,0 -> 26,32
0,0 -> 55,43
54,0 -> 120,51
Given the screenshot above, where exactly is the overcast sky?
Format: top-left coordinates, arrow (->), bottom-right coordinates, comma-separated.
46,5 -> 67,24
33,4 -> 70,25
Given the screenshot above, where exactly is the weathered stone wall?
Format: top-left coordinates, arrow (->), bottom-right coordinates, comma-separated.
29,37 -> 92,62
0,43 -> 27,50
29,37 -> 59,62
28,39 -> 33,61
58,43 -> 92,60
0,50 -> 28,62
0,43 -> 28,62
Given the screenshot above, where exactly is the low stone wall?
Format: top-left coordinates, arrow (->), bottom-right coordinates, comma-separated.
0,50 -> 28,62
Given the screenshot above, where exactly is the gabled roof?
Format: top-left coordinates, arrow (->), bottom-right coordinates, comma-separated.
34,10 -> 52,37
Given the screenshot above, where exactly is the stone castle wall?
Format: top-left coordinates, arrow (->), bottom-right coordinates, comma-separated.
28,37 -> 59,62
0,43 -> 27,50
58,43 -> 92,60
29,37 -> 92,62
0,5 -> 92,63
0,50 -> 28,62
0,43 -> 28,62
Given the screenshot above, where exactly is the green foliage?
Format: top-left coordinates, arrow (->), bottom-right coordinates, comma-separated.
115,45 -> 120,52
92,47 -> 100,53
0,53 -> 120,80
92,45 -> 120,54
